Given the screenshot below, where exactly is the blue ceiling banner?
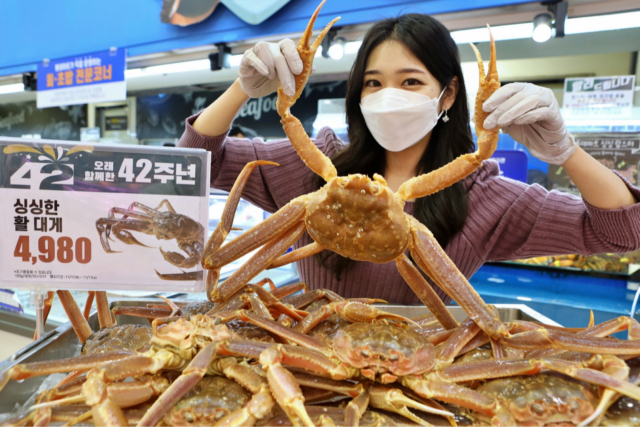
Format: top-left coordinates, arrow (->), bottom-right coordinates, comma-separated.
36,49 -> 126,109
0,0 -> 537,77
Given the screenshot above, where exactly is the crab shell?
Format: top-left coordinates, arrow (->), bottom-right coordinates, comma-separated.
151,314 -> 234,353
474,374 -> 600,426
163,376 -> 252,426
332,323 -> 435,377
306,174 -> 410,263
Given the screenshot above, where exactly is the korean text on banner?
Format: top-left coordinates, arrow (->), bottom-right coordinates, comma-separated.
563,76 -> 636,116
0,137 -> 211,293
37,49 -> 126,109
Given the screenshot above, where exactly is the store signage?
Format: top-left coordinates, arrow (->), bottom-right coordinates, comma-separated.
80,127 -> 100,142
105,116 -> 128,131
0,137 -> 210,293
563,76 -> 635,114
37,49 -> 126,109
548,134 -> 640,191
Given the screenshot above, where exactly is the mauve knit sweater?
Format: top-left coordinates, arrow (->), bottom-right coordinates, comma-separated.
179,115 -> 640,305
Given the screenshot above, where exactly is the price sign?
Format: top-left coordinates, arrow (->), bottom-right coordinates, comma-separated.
0,137 -> 210,293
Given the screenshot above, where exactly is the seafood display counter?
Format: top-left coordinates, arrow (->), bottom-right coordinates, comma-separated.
471,259 -> 640,332
0,301 -> 557,415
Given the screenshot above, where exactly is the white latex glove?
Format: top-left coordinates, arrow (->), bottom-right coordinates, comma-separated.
238,39 -> 303,98
483,82 -> 576,165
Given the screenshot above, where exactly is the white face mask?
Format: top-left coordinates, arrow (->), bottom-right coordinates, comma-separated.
360,86 -> 447,152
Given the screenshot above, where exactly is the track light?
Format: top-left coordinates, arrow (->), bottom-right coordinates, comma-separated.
532,13 -> 553,42
209,43 -> 231,71
532,1 -> 568,43
328,37 -> 346,60
321,28 -> 345,60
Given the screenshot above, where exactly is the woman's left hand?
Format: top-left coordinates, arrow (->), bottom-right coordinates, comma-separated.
482,82 -> 575,165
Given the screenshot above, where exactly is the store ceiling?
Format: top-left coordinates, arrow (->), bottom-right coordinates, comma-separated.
1,0 -> 638,105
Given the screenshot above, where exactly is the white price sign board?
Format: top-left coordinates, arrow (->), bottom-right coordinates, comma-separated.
563,75 -> 635,115
0,137 -> 210,293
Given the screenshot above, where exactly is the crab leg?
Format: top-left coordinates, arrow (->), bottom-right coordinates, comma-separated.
211,221 -> 307,302
271,281 -> 308,299
96,218 -> 153,252
160,240 -> 202,268
201,160 -> 280,270
436,355 -> 640,403
268,242 -> 324,269
527,316 -> 640,359
136,345 -> 238,426
281,288 -> 346,309
396,254 -> 458,330
0,351 -> 134,392
244,283 -> 306,321
409,219 -> 508,339
260,346 -> 315,427
130,200 -> 175,215
95,291 -> 115,329
276,0 -> 340,182
502,326 -> 640,354
367,385 -> 454,425
201,160 -> 306,299
205,200 -> 306,271
401,376 -> 514,426
293,301 -> 418,334
156,270 -> 203,281
435,317 -> 482,368
83,291 -> 95,320
57,290 -> 94,343
211,360 -> 274,427
397,28 -> 500,201
111,306 -> 173,320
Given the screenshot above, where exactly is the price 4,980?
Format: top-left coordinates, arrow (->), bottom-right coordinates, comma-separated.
14,236 -> 91,265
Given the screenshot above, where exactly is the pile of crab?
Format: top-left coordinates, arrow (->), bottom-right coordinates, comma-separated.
3,1 -> 640,425
2,282 -> 640,427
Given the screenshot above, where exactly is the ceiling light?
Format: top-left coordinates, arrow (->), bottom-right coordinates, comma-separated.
328,37 -> 346,60
0,83 -> 24,94
450,10 -> 640,45
566,10 -> 640,34
451,23 -> 532,44
345,41 -> 362,54
125,59 -> 210,78
228,54 -> 243,67
321,28 -> 347,60
532,13 -> 553,42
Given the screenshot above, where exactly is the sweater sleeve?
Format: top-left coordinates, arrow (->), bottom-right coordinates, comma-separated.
178,113 -> 343,213
463,161 -> 640,262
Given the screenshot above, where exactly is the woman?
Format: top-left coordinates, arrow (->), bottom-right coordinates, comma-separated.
179,14 -> 640,305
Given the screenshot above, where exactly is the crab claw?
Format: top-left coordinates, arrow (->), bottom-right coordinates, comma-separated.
277,0 -> 341,117
470,25 -> 500,161
155,269 -> 203,281
299,0 -> 340,52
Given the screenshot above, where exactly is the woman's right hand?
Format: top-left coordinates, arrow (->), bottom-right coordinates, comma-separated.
239,39 -> 303,98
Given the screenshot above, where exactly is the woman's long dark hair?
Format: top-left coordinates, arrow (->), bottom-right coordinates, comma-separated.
314,14 -> 475,279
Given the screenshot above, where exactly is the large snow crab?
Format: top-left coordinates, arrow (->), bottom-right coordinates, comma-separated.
200,0 -> 627,356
